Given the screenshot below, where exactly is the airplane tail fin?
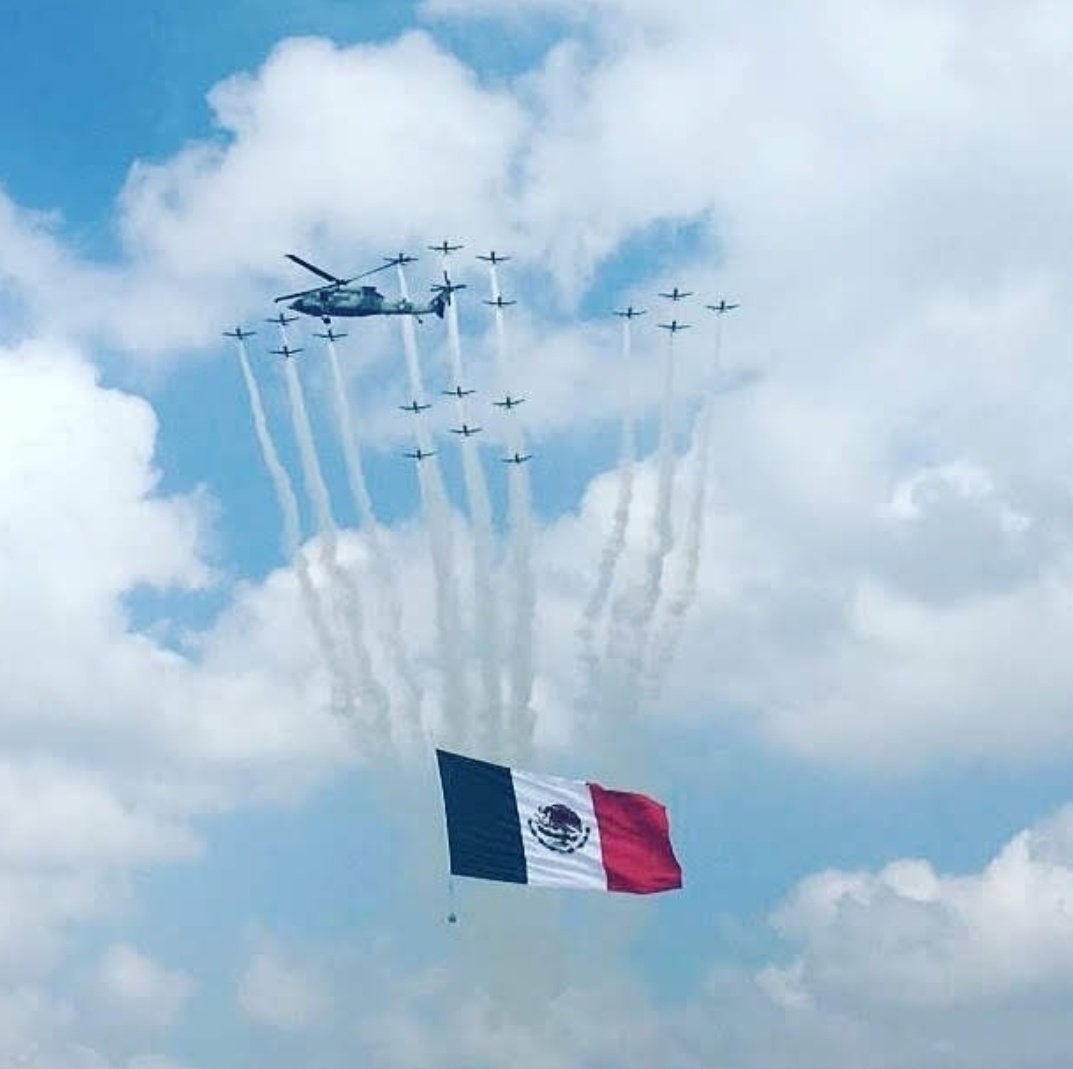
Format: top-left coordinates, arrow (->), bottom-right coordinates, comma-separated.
432,293 -> 447,319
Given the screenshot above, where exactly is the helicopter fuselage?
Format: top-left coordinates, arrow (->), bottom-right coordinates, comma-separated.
289,285 -> 441,321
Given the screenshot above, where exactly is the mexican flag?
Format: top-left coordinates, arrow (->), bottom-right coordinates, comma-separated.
436,749 -> 682,894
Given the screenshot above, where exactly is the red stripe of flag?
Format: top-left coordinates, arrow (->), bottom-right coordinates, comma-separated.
589,783 -> 682,894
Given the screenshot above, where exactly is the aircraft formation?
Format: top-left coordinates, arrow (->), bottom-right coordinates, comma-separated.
233,246 -> 740,477
246,245 -> 740,473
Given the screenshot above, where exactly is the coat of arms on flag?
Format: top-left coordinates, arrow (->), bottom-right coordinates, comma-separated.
436,749 -> 682,894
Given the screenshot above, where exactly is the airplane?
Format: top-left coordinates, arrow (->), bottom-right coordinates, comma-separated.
430,272 -> 467,301
477,251 -> 510,264
428,240 -> 463,256
484,295 -> 516,308
502,452 -> 532,464
400,399 -> 431,414
404,448 -> 437,461
270,344 -> 303,359
383,252 -> 418,268
658,320 -> 690,334
450,424 -> 482,437
659,286 -> 692,301
443,385 -> 476,399
313,327 -> 348,342
275,254 -> 450,324
706,299 -> 740,315
223,327 -> 256,340
494,394 -> 525,410
266,312 -> 298,327
613,307 -> 647,319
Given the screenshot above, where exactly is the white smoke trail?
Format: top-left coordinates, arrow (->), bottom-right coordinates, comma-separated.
277,328 -> 391,740
444,290 -> 504,757
604,326 -> 680,716
577,316 -> 638,696
395,266 -> 469,747
646,314 -> 725,691
230,331 -> 353,718
505,460 -> 536,756
321,331 -> 424,742
488,263 -> 536,758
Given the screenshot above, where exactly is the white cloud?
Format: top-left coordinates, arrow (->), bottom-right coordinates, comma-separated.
772,805 -> 1073,1006
237,939 -> 328,1031
705,804 -> 1073,1067
96,945 -> 194,1029
0,759 -> 198,869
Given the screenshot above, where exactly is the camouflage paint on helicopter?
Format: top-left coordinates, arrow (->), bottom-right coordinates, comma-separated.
276,253 -> 464,324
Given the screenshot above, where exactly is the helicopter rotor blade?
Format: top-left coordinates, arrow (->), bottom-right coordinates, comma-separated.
279,254 -> 400,302
349,260 -> 399,282
285,254 -> 343,284
275,286 -> 320,303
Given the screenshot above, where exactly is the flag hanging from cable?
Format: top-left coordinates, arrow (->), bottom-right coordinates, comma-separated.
436,749 -> 682,894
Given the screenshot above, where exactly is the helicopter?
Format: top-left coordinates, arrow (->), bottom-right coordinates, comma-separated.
275,254 -> 463,325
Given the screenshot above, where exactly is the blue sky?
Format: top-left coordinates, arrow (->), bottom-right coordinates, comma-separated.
4,1 -> 1073,1066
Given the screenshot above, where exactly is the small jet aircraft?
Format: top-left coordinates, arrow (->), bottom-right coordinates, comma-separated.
477,251 -> 510,264
658,320 -> 690,334
706,299 -> 740,315
659,286 -> 692,301
266,312 -> 299,327
431,272 -> 467,302
484,295 -> 516,308
400,399 -> 431,414
404,448 -> 437,462
429,240 -> 463,256
450,424 -> 482,437
383,252 -> 417,268
270,344 -> 303,359
313,327 -> 347,342
443,385 -> 476,399
502,452 -> 532,464
223,327 -> 256,340
493,394 -> 525,410
276,254 -> 449,324
613,307 -> 647,319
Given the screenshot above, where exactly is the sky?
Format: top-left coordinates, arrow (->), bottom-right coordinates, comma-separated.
3,0 -> 1073,1065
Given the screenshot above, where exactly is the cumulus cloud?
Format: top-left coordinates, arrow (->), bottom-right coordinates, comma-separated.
772,805 -> 1073,1007
0,337 -> 367,1011
237,938 -> 328,1031
95,945 -> 194,1029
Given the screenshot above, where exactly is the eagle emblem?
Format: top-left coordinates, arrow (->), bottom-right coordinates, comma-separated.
528,803 -> 591,854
